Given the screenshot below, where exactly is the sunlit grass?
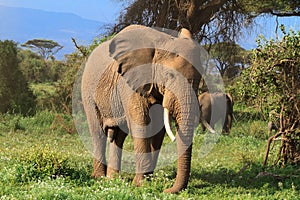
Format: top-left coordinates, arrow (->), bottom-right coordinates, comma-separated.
0,111 -> 299,199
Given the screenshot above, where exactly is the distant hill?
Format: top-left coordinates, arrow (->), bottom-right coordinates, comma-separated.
0,5 -> 108,59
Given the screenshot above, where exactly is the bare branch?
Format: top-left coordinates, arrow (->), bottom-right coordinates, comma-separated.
71,38 -> 87,57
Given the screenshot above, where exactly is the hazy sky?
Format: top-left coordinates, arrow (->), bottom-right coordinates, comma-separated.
0,0 -> 299,49
0,0 -> 123,22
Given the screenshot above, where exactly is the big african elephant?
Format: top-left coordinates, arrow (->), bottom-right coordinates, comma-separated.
198,92 -> 234,133
81,25 -> 208,193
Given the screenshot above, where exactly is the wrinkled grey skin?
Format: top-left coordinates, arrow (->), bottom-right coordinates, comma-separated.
81,25 -> 204,193
198,92 -> 234,133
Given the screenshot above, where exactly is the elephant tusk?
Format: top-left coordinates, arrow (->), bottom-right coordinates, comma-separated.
163,108 -> 176,142
202,120 -> 216,133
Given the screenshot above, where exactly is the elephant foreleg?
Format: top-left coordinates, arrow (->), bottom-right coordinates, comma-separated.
107,129 -> 127,178
150,128 -> 165,172
132,137 -> 152,186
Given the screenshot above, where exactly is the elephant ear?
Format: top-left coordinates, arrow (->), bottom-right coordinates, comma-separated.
108,25 -> 163,93
109,25 -> 175,60
110,26 -> 153,59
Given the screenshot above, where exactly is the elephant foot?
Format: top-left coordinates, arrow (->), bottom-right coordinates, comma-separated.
107,167 -> 119,179
132,172 -> 153,186
92,159 -> 107,178
133,173 -> 145,187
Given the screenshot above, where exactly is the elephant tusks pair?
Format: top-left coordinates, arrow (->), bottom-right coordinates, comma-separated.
163,108 -> 216,142
163,108 -> 176,142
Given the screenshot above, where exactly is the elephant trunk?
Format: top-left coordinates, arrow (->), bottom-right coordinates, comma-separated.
164,141 -> 192,193
201,119 -> 216,133
163,90 -> 198,193
225,113 -> 232,133
224,94 -> 233,133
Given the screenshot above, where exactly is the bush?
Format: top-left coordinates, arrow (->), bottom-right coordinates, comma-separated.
231,26 -> 300,166
0,40 -> 36,115
0,111 -> 76,135
15,145 -> 69,182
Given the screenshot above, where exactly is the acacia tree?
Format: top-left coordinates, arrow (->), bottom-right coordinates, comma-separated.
114,0 -> 299,38
238,0 -> 300,17
113,0 -> 246,43
21,39 -> 63,60
112,0 -> 300,78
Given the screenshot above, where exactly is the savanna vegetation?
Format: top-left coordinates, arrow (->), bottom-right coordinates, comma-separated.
0,0 -> 299,199
1,109 -> 299,199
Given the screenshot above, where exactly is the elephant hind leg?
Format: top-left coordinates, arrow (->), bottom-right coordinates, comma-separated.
92,159 -> 107,178
107,129 -> 127,178
83,99 -> 107,178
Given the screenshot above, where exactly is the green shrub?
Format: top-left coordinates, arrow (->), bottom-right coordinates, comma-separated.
14,144 -> 91,184
15,145 -> 69,182
231,26 -> 300,166
30,83 -> 57,111
0,114 -> 26,132
0,111 -> 76,135
0,40 -> 36,115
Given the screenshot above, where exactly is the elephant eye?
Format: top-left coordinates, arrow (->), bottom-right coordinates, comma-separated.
166,72 -> 175,80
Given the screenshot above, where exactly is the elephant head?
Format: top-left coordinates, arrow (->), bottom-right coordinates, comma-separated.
108,25 -> 204,193
198,92 -> 234,133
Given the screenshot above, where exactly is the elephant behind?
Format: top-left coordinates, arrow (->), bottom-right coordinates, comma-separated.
198,92 -> 234,133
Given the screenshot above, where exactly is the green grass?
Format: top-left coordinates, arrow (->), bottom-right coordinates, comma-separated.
0,110 -> 299,199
